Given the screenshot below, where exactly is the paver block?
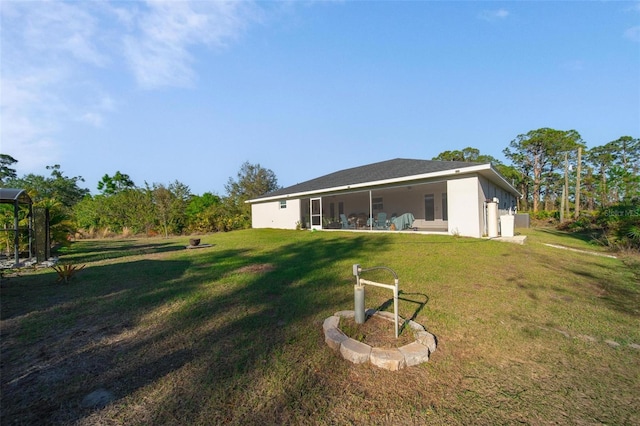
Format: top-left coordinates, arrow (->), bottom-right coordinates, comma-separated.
406,320 -> 425,332
324,326 -> 348,351
340,338 -> 371,364
415,331 -> 437,354
323,315 -> 340,332
370,347 -> 406,371
398,341 -> 430,366
334,310 -> 355,319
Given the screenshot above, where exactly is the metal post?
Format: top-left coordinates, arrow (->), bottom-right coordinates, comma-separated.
393,278 -> 399,338
354,282 -> 365,324
353,265 -> 400,338
353,264 -> 365,324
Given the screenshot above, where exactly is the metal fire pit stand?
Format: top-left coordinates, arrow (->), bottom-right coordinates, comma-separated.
352,264 -> 400,339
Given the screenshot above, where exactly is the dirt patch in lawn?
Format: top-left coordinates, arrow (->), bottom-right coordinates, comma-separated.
339,315 -> 416,348
236,263 -> 275,274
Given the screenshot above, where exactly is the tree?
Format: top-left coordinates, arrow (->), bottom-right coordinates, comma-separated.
152,184 -> 172,238
504,128 -> 584,212
167,180 -> 191,234
608,136 -> 640,202
586,136 -> 640,206
225,162 -> 280,202
151,180 -> 192,237
185,192 -> 221,232
5,164 -> 89,208
97,171 -> 136,195
224,162 -> 280,230
0,154 -> 18,185
73,195 -> 102,232
587,143 -> 616,207
432,147 -> 500,164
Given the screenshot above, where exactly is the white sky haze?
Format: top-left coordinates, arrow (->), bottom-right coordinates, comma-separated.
1,1 -> 639,195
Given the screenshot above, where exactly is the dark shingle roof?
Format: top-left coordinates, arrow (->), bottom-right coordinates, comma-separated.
0,188 -> 32,205
253,158 -> 483,200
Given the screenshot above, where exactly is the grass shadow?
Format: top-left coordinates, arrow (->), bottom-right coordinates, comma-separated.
536,228 -> 603,247
1,233 -> 386,424
374,291 -> 429,336
56,239 -> 186,264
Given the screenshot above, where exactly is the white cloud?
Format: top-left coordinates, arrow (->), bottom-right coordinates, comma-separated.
479,9 -> 510,22
80,112 -> 104,127
0,1 -> 104,172
19,1 -> 108,67
624,26 -> 640,43
0,68 -> 66,171
123,1 -> 258,89
0,0 -> 261,175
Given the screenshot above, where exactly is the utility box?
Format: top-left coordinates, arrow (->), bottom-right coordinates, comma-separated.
500,215 -> 515,237
514,213 -> 530,228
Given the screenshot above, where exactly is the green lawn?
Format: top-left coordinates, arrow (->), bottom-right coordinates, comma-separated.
1,229 -> 639,425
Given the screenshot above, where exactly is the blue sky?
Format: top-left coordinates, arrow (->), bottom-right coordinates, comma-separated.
2,1 -> 639,196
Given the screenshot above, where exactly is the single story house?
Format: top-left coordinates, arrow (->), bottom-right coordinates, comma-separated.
246,158 -> 520,238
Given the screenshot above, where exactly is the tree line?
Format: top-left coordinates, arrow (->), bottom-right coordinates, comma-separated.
0,158 -> 278,250
433,130 -> 639,214
1,127 -> 638,250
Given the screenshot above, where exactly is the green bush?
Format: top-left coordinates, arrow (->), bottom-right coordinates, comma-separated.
531,209 -> 559,221
596,201 -> 640,250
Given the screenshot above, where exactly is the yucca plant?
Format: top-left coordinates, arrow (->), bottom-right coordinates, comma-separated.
51,263 -> 85,283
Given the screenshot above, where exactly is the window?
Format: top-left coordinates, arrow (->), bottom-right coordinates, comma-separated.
372,197 -> 383,210
279,200 -> 287,209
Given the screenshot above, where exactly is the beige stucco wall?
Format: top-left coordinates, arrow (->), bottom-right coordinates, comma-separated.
446,176 -> 483,238
251,172 -> 516,237
251,199 -> 301,229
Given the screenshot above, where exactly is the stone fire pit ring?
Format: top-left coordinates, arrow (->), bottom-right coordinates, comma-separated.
323,309 -> 437,371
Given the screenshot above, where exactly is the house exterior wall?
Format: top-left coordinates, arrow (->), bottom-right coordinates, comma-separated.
250,170 -> 518,238
251,199 -> 301,229
446,176 -> 483,238
478,176 -> 518,214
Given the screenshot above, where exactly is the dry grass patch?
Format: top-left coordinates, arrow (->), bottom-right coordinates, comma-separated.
339,314 -> 416,348
235,263 -> 276,274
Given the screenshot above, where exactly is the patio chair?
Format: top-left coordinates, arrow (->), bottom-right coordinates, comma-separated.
340,214 -> 355,229
375,212 -> 388,229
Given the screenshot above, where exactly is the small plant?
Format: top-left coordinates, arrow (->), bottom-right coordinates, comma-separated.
51,263 -> 85,283
339,318 -> 366,342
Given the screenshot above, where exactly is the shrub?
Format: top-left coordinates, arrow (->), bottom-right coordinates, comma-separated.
596,201 -> 640,250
